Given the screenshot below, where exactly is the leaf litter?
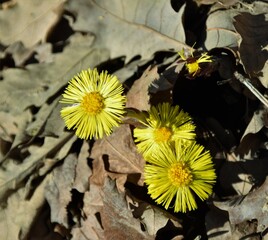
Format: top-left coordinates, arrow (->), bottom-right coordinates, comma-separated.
0,0 -> 268,239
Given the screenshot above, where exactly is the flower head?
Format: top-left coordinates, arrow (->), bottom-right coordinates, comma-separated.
134,102 -> 196,158
144,142 -> 216,212
60,68 -> 126,139
178,48 -> 212,77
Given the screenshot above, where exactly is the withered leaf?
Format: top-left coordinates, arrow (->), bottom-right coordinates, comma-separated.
45,153 -> 78,228
0,0 -> 64,47
234,12 -> 268,87
101,177 -> 153,240
126,65 -> 159,111
214,176 -> 268,227
90,124 -> 144,189
66,0 -> 188,61
0,173 -> 49,240
0,34 -> 109,114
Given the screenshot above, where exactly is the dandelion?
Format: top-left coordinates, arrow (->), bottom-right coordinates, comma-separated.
144,142 -> 216,213
60,68 -> 126,139
133,102 -> 196,158
178,48 -> 212,76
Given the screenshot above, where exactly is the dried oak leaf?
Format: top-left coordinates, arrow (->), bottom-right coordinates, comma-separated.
71,190 -> 104,240
126,65 -> 159,111
205,6 -> 240,49
90,124 -> 144,190
100,177 -> 153,240
0,132 -> 73,203
0,34 -> 109,114
0,173 -> 50,240
0,0 -> 64,47
65,0 -> 189,61
233,12 -> 268,88
45,153 -> 77,228
235,105 -> 268,159
214,176 -> 268,228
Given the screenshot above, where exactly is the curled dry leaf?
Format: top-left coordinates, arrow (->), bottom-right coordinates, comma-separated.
73,140 -> 92,193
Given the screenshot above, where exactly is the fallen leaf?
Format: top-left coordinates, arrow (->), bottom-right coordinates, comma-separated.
45,153 -> 77,228
73,140 -> 92,193
90,124 -> 144,190
100,177 -> 153,240
126,65 -> 159,111
215,176 -> 268,228
233,12 -> 268,87
0,132 -> 73,203
0,0 -> 65,47
0,33 -> 109,114
65,0 -> 189,61
0,173 -> 50,240
204,7 -> 239,49
71,190 -> 104,240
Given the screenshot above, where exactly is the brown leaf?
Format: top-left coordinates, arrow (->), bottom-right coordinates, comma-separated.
71,191 -> 104,240
45,153 -> 77,227
0,34 -> 108,114
100,177 -> 153,240
90,124 -> 144,190
126,65 -> 159,111
205,7 -> 239,49
65,0 -> 189,61
0,173 -> 49,240
73,140 -> 92,193
215,176 -> 268,227
235,105 -> 268,158
234,12 -> 268,87
0,0 -> 64,47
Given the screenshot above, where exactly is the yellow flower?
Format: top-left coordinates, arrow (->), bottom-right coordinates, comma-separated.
144,142 -> 216,213
178,48 -> 212,76
133,102 -> 196,158
60,68 -> 126,139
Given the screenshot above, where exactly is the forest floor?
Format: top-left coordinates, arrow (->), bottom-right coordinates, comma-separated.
0,0 -> 268,239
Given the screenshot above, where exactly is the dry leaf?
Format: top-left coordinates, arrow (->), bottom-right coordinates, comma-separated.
234,12 -> 268,87
100,177 -> 153,240
0,34 -> 109,114
0,112 -> 20,142
126,65 -> 159,111
205,7 -> 239,49
66,0 -> 189,61
215,176 -> 268,228
132,202 -> 178,236
73,140 -> 92,193
0,0 -> 65,47
45,153 -> 77,228
90,124 -> 144,191
71,190 -> 104,240
0,132 -> 73,203
0,173 -> 50,240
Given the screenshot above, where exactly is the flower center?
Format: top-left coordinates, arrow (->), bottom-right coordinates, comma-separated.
168,162 -> 193,187
81,92 -> 105,115
154,127 -> 172,143
186,61 -> 199,75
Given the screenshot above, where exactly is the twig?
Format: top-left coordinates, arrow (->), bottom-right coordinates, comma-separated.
234,71 -> 268,108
